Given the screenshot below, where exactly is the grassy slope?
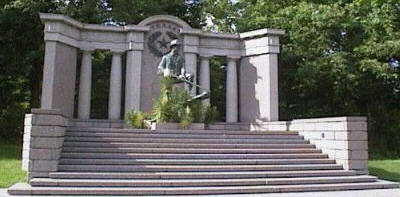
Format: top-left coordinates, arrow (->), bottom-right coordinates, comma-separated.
369,160 -> 400,183
0,144 -> 26,188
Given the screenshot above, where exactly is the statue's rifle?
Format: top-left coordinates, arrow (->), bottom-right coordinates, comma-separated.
169,74 -> 209,101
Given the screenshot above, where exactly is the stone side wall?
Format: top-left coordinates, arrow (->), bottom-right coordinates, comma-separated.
22,109 -> 67,180
250,117 -> 369,174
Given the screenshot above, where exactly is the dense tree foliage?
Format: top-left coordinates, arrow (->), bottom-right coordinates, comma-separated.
204,0 -> 400,157
113,0 -> 205,28
0,0 -> 399,157
0,0 -> 60,142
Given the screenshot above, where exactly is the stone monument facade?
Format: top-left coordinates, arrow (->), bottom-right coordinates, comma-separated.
13,13 -> 381,191
38,13 -> 285,123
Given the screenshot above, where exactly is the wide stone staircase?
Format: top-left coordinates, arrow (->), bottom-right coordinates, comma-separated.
9,127 -> 399,195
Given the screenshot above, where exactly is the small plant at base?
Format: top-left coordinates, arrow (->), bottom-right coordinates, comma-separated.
125,110 -> 146,129
180,106 -> 194,129
202,105 -> 219,126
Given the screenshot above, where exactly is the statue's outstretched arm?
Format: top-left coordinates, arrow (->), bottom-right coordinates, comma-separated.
158,56 -> 166,75
180,56 -> 186,77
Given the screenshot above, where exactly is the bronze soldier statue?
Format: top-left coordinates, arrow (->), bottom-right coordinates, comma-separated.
157,39 -> 208,101
158,39 -> 185,78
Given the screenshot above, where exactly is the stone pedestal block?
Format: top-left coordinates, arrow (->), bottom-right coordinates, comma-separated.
22,108 -> 67,180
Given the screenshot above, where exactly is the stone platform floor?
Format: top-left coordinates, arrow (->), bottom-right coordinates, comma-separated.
2,188 -> 400,197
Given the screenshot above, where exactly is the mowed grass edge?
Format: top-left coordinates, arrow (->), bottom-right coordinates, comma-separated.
0,143 -> 27,188
368,159 -> 400,183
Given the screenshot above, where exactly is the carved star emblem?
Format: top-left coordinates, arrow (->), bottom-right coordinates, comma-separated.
157,36 -> 170,49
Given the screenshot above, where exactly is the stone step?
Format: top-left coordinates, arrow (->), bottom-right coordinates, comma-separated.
29,176 -> 377,187
57,164 -> 343,172
49,170 -> 358,179
65,131 -> 303,140
59,158 -> 336,165
61,152 -> 328,159
64,137 -> 309,144
67,127 -> 299,135
8,180 -> 399,195
63,141 -> 316,149
62,147 -> 321,154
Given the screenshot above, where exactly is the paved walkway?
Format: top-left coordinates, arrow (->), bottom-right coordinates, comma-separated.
1,188 -> 400,197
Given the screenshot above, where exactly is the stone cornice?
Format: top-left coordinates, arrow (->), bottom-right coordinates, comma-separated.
138,15 -> 191,28
40,13 -> 150,33
239,28 -> 285,39
40,13 -> 285,56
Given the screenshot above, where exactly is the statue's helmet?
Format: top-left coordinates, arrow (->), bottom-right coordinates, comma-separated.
169,39 -> 181,48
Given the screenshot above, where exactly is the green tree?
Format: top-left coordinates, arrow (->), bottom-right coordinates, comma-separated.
0,0 -> 61,143
112,0 -> 205,28
205,0 -> 400,156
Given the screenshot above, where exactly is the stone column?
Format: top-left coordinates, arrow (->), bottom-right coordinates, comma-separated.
239,29 -> 285,122
181,30 -> 200,95
264,54 -> 279,121
125,50 -> 142,115
199,56 -> 211,105
226,56 -> 240,122
77,50 -> 93,119
108,51 -> 124,120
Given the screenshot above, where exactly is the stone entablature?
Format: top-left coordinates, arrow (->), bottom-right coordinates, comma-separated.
40,13 -> 283,57
40,13 -> 149,52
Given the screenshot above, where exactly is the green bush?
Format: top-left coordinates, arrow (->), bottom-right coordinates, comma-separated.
152,76 -> 219,129
180,106 -> 194,129
202,105 -> 219,126
125,77 -> 220,129
125,110 -> 147,129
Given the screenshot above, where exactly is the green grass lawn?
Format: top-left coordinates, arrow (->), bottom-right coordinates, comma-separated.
0,144 -> 26,188
369,159 -> 400,183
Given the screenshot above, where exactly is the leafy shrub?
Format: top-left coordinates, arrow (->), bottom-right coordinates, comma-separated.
125,110 -> 146,129
202,105 -> 219,125
180,106 -> 194,129
125,76 -> 220,129
152,76 -> 219,129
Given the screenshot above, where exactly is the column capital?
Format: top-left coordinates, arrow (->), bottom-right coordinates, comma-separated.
199,55 -> 213,60
183,50 -> 199,55
80,48 -> 95,53
128,42 -> 145,51
227,55 -> 241,61
110,49 -> 125,55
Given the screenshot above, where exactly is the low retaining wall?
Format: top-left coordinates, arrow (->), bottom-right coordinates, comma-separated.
22,109 -> 67,180
68,119 -> 250,130
250,117 -> 368,174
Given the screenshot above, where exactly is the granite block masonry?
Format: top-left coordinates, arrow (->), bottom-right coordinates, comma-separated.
22,109 -> 67,180
250,117 -> 369,174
